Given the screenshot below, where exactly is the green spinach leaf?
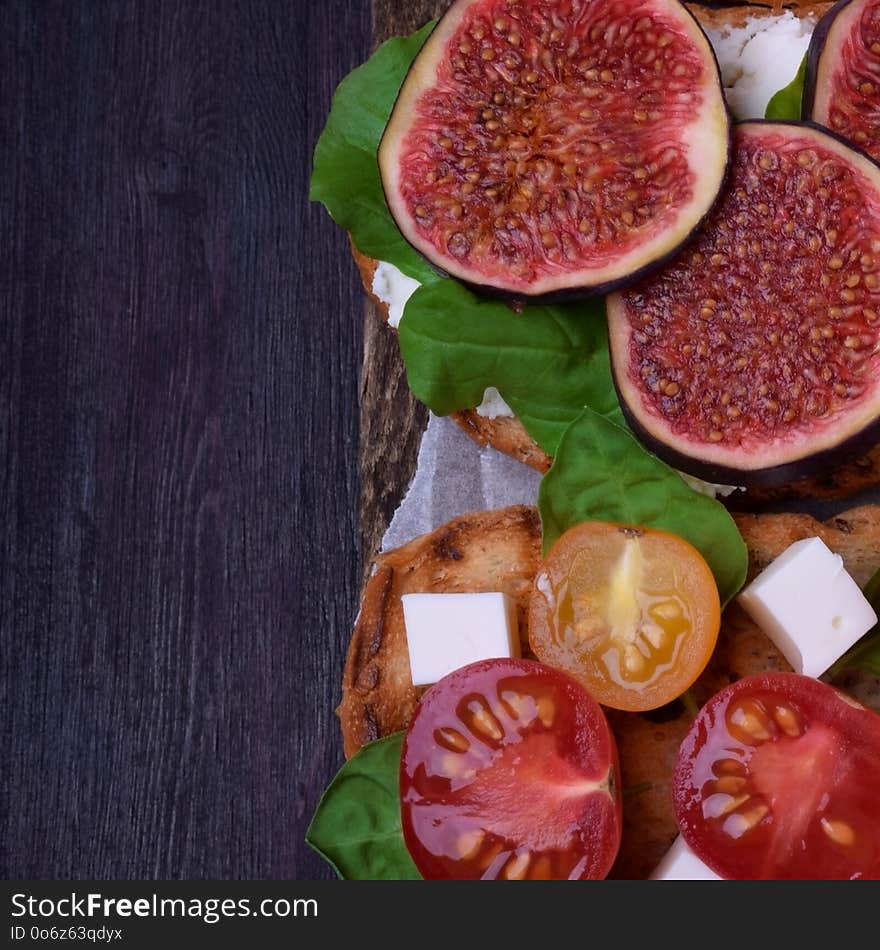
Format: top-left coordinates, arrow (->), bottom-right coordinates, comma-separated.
764,53 -> 807,120
306,733 -> 420,879
538,408 -> 748,606
399,279 -> 624,456
310,23 -> 438,284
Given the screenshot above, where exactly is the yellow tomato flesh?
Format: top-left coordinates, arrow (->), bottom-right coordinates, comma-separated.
528,522 -> 721,711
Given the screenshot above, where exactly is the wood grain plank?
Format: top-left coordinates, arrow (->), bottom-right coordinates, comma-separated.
359,1 -> 453,579
372,0 -> 450,37
1,0 -> 370,880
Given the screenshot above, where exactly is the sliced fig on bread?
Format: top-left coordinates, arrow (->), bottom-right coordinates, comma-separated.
608,121 -> 880,487
378,0 -> 730,300
805,0 -> 880,160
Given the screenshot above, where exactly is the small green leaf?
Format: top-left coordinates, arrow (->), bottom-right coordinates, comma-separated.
680,688 -> 699,718
306,733 -> 420,880
399,279 -> 623,457
863,567 -> 880,610
829,568 -> 880,677
842,638 -> 880,677
764,54 -> 807,120
538,408 -> 748,606
310,23 -> 439,284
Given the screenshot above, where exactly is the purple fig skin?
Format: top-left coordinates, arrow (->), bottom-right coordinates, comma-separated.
802,0 -> 857,122
612,363 -> 880,489
377,0 -> 732,304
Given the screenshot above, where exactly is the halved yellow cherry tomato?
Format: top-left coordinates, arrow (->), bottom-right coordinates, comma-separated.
528,522 -> 721,711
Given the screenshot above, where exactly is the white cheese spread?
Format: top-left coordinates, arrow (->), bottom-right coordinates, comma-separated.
371,260 -> 420,329
475,386 -> 515,419
704,12 -> 816,120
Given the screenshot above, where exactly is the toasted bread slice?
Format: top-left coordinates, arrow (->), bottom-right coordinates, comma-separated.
693,2 -> 833,30
338,504 -> 880,878
338,505 -> 543,758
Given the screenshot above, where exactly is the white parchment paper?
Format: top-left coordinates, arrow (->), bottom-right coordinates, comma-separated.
380,414 -> 880,553
381,414 -> 542,552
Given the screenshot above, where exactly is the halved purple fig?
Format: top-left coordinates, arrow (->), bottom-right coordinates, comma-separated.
607,121 -> 880,488
804,0 -> 880,160
378,0 -> 730,299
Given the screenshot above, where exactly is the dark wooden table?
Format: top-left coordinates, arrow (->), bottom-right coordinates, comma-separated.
1,0 -> 378,880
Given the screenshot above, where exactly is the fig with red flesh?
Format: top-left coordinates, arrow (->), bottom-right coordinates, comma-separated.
805,0 -> 880,161
607,121 -> 880,488
378,0 -> 730,300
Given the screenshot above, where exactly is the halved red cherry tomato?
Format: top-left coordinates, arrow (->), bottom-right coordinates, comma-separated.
528,522 -> 720,711
400,658 -> 622,880
673,673 -> 880,879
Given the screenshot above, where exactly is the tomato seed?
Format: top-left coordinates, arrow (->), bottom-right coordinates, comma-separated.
456,829 -> 485,860
623,644 -> 647,674
537,695 -> 555,727
468,701 -> 504,741
715,775 -> 747,794
820,818 -> 855,846
713,792 -> 750,817
730,703 -> 773,742
715,758 -> 747,776
724,803 -> 769,838
499,689 -> 532,722
503,851 -> 531,880
434,726 -> 471,753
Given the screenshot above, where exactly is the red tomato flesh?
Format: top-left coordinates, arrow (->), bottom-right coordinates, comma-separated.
400,658 -> 622,880
673,673 -> 880,879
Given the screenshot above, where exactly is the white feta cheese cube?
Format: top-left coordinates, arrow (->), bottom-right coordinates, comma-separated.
650,836 -> 722,880
401,592 -> 520,687
738,537 -> 877,678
